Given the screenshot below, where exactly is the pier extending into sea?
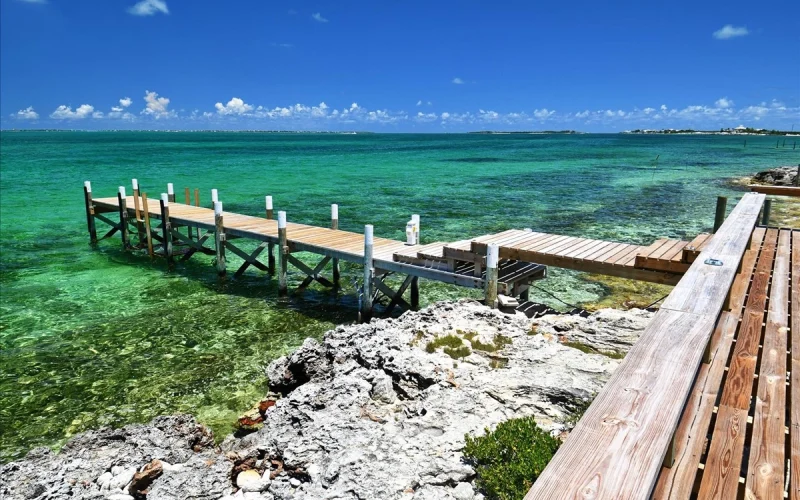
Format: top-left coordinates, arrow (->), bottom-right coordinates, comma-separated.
82,180 -> 712,320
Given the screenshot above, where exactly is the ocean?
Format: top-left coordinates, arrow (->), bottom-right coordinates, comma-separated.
0,131 -> 795,461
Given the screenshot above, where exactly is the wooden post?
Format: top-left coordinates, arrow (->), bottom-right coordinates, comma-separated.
214,201 -> 226,277
278,211 -> 288,295
410,276 -> 419,310
160,193 -> 173,268
266,196 -> 275,275
83,181 -> 97,244
194,188 -> 200,207
484,243 -> 499,309
184,187 -> 190,205
795,164 -> 799,186
361,224 -> 374,322
167,183 -> 175,203
331,204 -> 340,288
117,186 -> 130,249
761,199 -> 772,226
713,196 -> 727,233
132,179 -> 146,246
211,188 -> 218,207
141,192 -> 154,258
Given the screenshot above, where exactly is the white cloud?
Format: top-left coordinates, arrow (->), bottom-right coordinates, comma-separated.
50,104 -> 95,120
452,77 -> 464,85
713,25 -> 749,40
17,0 -> 47,4
415,112 -> 438,123
92,111 -> 104,119
416,100 -> 422,106
14,106 -> 39,119
440,112 -> 451,120
128,0 -> 168,16
660,104 -> 668,112
715,97 -> 734,108
533,108 -> 555,119
215,97 -> 254,116
142,90 -> 175,119
312,12 -> 328,23
119,97 -> 132,108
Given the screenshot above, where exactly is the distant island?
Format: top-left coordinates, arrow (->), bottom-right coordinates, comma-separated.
623,126 -> 800,136
468,130 -> 582,135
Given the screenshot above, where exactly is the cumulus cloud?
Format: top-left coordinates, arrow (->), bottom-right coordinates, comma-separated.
533,108 -> 555,119
713,25 -> 749,40
17,0 -> 47,4
452,77 -> 464,85
142,90 -> 175,119
312,12 -> 328,23
416,100 -> 422,106
119,97 -> 132,108
215,97 -> 254,115
128,0 -> 168,16
715,97 -> 734,108
50,104 -> 95,120
415,112 -> 438,123
14,106 -> 39,119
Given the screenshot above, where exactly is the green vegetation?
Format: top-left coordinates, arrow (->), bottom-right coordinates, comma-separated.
562,341 -> 625,360
425,334 -> 471,359
464,417 -> 561,500
580,273 -> 672,311
461,331 -> 513,352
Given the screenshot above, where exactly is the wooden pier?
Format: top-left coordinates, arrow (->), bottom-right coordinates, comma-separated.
525,192 -> 800,500
84,181 -> 715,319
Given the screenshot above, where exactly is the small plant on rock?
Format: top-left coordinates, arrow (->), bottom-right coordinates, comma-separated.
425,334 -> 471,359
463,416 -> 560,500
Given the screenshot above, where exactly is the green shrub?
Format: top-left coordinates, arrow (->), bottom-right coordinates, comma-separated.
463,417 -> 560,500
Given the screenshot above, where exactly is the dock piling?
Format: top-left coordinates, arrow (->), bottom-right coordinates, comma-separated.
485,243 -> 499,308
167,183 -> 175,203
117,186 -> 130,249
214,201 -> 226,277
211,189 -> 218,206
141,192 -> 154,258
160,193 -> 173,268
278,211 -> 288,295
266,196 -> 275,275
713,196 -> 727,233
361,224 -> 374,322
410,276 -> 419,310
132,179 -> 145,246
332,204 -> 340,288
83,181 -> 97,245
761,199 -> 772,226
184,187 -> 190,205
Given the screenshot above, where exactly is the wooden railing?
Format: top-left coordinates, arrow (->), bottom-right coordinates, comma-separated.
524,193 -> 765,499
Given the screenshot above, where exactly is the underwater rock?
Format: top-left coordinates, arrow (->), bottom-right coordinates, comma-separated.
1,300 -> 652,500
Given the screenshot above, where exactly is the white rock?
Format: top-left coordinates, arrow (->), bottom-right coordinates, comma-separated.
107,494 -> 135,500
108,466 -> 136,491
289,477 -> 301,487
96,471 -> 113,489
237,468 -> 270,492
452,482 -> 474,500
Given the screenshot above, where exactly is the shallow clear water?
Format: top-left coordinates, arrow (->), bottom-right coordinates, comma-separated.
0,131 -> 796,461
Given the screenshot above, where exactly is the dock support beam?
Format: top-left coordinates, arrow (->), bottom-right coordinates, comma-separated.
761,198 -> 772,226
410,276 -> 419,310
160,193 -> 173,268
361,225 -> 374,323
266,196 -> 275,275
713,196 -> 727,233
167,183 -> 175,203
278,211 -> 288,295
132,179 -> 145,246
83,181 -> 97,245
214,201 -> 226,277
331,204 -> 340,288
484,243 -> 499,309
142,192 -> 154,258
118,186 -> 130,249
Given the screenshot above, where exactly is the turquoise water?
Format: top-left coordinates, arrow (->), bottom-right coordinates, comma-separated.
0,131 -> 796,461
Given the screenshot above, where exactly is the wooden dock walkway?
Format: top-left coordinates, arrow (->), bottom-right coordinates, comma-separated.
523,193 -> 800,500
83,181 -> 716,319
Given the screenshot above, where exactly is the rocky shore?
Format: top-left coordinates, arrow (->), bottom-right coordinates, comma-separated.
752,165 -> 798,186
1,300 -> 653,500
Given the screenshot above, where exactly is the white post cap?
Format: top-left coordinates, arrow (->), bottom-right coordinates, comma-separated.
487,243 -> 499,268
167,183 -> 174,195
132,178 -> 138,190
211,189 -> 219,203
266,196 -> 273,210
412,214 -> 420,224
84,181 -> 92,192
214,201 -> 223,215
331,204 -> 339,219
364,224 -> 374,245
278,211 -> 287,228
118,186 -> 126,198
161,193 -> 169,204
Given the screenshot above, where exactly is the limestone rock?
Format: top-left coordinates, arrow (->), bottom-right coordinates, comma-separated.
753,166 -> 798,186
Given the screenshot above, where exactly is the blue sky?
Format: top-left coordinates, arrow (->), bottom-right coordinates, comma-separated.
1,0 -> 798,131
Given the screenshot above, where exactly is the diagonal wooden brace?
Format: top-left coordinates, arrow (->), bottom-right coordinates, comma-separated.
287,254 -> 334,289
179,231 -> 213,262
375,278 -> 412,312
383,274 -> 414,316
227,241 -> 269,277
